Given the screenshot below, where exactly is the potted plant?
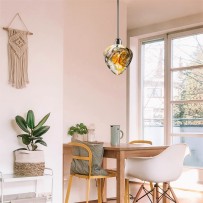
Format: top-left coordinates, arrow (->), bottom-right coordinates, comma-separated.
14,110 -> 50,176
67,123 -> 88,141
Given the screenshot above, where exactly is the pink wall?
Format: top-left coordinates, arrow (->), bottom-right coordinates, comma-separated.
64,0 -> 127,142
0,0 -> 64,202
0,0 -> 128,202
64,0 -> 127,201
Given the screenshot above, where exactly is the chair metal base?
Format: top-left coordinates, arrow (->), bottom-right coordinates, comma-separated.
133,182 -> 179,203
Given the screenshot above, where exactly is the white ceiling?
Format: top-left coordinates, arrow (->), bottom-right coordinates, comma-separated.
123,0 -> 203,30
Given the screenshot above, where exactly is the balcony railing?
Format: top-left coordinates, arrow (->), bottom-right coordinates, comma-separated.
144,118 -> 203,127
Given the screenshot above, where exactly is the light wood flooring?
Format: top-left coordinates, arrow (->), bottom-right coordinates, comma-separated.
77,187 -> 203,203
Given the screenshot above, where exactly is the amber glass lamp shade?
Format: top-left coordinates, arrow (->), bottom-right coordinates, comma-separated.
104,39 -> 133,75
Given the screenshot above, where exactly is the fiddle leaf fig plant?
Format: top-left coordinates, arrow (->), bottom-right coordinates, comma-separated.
68,123 -> 88,136
15,110 -> 50,151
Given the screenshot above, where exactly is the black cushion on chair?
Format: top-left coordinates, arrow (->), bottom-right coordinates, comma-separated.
70,140 -> 108,176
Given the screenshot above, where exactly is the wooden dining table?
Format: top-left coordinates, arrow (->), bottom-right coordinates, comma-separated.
63,143 -> 168,203
102,143 -> 168,203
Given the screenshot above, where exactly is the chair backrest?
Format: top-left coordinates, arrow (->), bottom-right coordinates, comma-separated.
153,143 -> 189,182
68,142 -> 92,177
129,140 -> 152,145
126,143 -> 189,183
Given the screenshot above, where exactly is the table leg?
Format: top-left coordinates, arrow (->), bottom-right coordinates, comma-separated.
117,151 -> 125,203
102,158 -> 107,202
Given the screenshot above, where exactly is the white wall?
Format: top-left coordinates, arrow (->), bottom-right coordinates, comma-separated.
64,0 -> 127,201
0,0 -> 64,202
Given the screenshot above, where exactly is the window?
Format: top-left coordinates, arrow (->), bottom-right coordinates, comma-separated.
170,29 -> 203,168
140,28 -> 203,168
141,39 -> 165,146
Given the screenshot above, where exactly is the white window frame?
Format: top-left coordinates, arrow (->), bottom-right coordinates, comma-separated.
168,27 -> 203,141
138,34 -> 168,144
138,27 -> 203,145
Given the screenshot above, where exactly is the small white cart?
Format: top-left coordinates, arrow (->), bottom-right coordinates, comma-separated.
0,168 -> 53,203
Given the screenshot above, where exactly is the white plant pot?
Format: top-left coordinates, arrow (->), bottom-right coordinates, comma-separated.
71,134 -> 86,142
14,150 -> 45,176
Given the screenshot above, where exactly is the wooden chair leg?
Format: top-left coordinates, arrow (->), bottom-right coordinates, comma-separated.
153,184 -> 157,203
101,178 -> 106,202
150,182 -> 153,190
125,179 -> 129,203
65,175 -> 73,203
169,184 -> 179,203
156,184 -> 159,202
97,179 -> 102,203
133,183 -> 144,203
163,182 -> 170,203
86,179 -> 91,203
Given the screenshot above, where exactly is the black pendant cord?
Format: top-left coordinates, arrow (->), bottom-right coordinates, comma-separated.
115,0 -> 122,45
117,0 -> 119,39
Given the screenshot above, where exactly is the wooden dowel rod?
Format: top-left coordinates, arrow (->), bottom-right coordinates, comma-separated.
3,27 -> 33,35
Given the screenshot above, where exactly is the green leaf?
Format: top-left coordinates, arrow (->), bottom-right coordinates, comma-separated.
22,135 -> 31,145
34,113 -> 50,131
14,148 -> 28,151
70,126 -> 76,130
68,127 -> 76,135
35,140 -> 47,147
30,136 -> 43,140
33,126 -> 50,137
15,116 -> 30,133
17,134 -> 30,138
67,123 -> 88,135
26,110 -> 35,129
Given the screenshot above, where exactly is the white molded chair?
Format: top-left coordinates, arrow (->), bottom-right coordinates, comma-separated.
125,140 -> 153,203
125,143 -> 189,203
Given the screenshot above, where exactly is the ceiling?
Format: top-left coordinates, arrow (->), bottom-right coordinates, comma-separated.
123,0 -> 203,30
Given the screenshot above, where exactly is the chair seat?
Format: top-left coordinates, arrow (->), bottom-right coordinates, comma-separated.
71,169 -> 117,179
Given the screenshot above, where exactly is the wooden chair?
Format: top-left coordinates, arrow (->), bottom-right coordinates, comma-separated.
125,140 -> 153,203
65,142 -> 116,203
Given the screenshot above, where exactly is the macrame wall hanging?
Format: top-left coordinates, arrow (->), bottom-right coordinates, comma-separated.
3,13 -> 33,89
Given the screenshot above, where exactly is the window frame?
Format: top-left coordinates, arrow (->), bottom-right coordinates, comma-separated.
138,34 -> 168,143
139,27 -> 203,145
168,28 -> 203,139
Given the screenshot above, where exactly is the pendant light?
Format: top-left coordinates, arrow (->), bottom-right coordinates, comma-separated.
104,0 -> 133,75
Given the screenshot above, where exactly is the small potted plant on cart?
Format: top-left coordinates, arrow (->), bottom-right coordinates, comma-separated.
14,110 -> 50,176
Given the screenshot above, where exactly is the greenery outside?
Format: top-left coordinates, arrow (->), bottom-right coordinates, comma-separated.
173,34 -> 203,126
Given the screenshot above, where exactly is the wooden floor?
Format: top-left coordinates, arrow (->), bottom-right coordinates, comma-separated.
77,200 -> 115,203
72,181 -> 203,203
77,197 -> 203,202
77,199 -> 116,203
77,188 -> 203,203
